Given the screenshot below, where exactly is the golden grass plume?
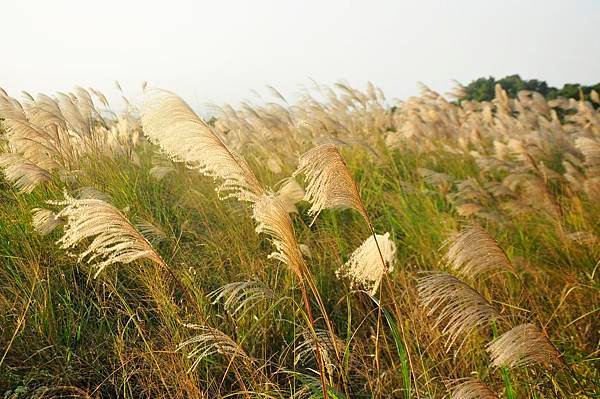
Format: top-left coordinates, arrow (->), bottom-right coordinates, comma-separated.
417,272 -> 500,349
48,192 -> 166,277
486,323 -> 564,369
141,89 -> 264,202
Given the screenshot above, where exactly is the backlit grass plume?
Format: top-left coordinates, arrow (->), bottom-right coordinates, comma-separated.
486,323 -> 564,369
296,329 -> 345,383
252,193 -> 333,397
209,279 -> 274,318
336,232 -> 396,295
177,325 -> 251,373
445,225 -> 513,280
251,195 -> 306,280
0,154 -> 52,193
31,208 -> 63,235
141,89 -> 264,202
449,378 -> 499,399
417,272 -> 500,349
294,144 -> 368,223
575,137 -> 600,176
276,177 -> 305,214
49,192 -> 166,277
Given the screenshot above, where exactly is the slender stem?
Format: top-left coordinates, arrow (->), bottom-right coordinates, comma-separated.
299,280 -> 329,399
302,267 -> 353,398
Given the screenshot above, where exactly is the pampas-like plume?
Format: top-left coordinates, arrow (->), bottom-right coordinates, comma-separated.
208,279 -> 274,317
575,137 -> 600,177
31,208 -> 63,235
77,187 -> 112,202
486,323 -> 564,369
294,144 -> 367,222
445,225 -> 512,280
141,89 -> 264,202
135,219 -> 168,246
417,272 -> 500,348
0,154 -> 51,193
295,329 -> 345,382
252,193 -> 334,398
276,177 -> 305,213
177,325 -> 251,373
336,232 -> 396,295
449,378 -> 499,399
251,195 -> 306,279
50,192 -> 166,277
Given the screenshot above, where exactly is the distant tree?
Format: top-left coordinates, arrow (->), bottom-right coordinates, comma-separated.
461,75 -> 599,106
461,76 -> 496,102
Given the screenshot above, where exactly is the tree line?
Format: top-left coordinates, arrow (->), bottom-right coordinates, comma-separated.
461,74 -> 599,104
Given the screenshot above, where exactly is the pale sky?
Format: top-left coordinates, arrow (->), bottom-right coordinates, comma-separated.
2,0 -> 599,112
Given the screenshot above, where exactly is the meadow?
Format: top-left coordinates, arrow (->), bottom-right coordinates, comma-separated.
0,82 -> 598,398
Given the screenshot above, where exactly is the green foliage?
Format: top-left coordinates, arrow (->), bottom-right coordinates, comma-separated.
461,74 -> 600,104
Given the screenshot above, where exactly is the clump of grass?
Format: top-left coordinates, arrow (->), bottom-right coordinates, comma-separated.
0,82 -> 598,398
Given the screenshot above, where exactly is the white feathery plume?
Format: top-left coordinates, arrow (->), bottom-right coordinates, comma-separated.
0,154 -> 52,193
252,194 -> 338,397
449,378 -> 499,399
486,323 -> 564,369
276,177 -> 305,213
417,272 -> 500,349
134,219 -> 168,246
294,144 -> 367,222
295,329 -> 345,382
251,194 -> 306,279
445,225 -> 513,280
141,89 -> 264,202
150,164 -> 176,181
575,137 -> 600,177
77,187 -> 112,202
336,232 -> 396,295
177,325 -> 251,373
266,157 -> 283,174
208,279 -> 274,318
418,167 -> 455,188
50,192 -> 166,277
31,208 -> 63,235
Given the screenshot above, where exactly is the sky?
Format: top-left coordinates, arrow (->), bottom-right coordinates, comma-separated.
1,0 -> 599,112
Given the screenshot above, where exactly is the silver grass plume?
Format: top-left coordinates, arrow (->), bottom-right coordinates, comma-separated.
486,323 -> 564,369
575,137 -> 600,177
135,219 -> 168,246
252,194 -> 336,397
449,378 -> 499,399
336,232 -> 396,295
575,137 -> 600,200
177,324 -> 251,373
0,154 -> 51,193
294,144 -> 368,223
141,89 -> 264,202
295,329 -> 345,382
150,157 -> 177,181
418,167 -> 455,189
276,177 -> 305,213
417,272 -> 500,349
31,208 -> 63,235
251,194 -> 306,280
77,186 -> 112,202
50,192 -> 166,277
208,279 -> 274,318
445,225 -> 513,280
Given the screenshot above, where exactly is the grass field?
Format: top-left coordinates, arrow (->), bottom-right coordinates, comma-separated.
0,82 -> 598,398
